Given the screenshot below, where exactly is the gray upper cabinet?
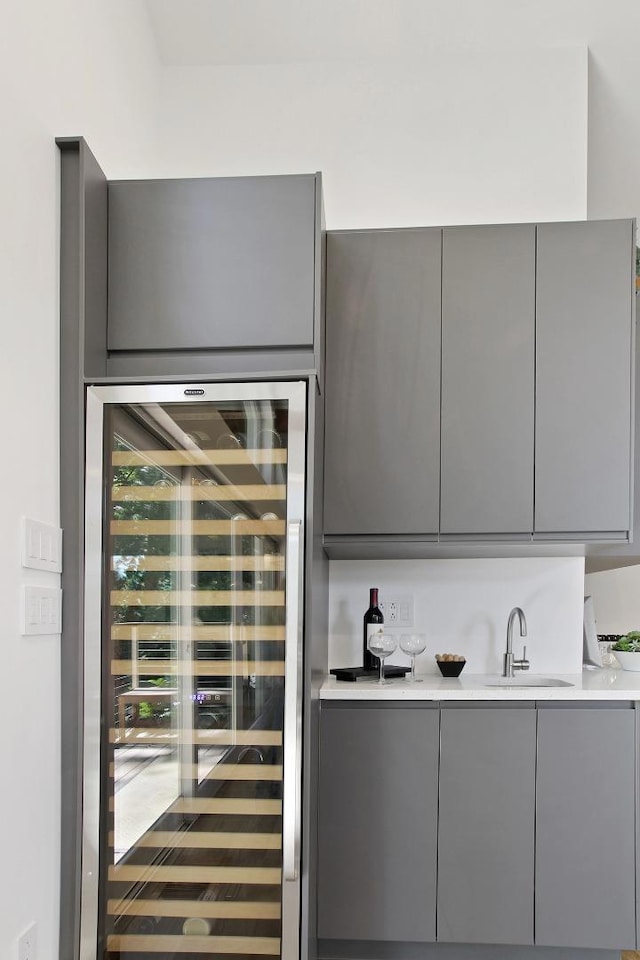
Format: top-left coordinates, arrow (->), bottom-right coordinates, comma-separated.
107,174 -> 320,354
437,705 -> 536,945
323,217 -> 634,552
440,225 -> 535,535
324,229 -> 442,536
535,219 -> 635,536
317,703 -> 439,942
536,705 -> 636,949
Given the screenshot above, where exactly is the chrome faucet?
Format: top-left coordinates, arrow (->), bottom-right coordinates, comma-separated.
503,607 -> 530,678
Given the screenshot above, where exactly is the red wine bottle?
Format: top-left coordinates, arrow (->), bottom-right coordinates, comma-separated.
363,587 -> 384,670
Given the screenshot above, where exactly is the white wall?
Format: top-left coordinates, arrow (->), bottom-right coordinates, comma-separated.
155,48 -> 587,228
329,558 -> 586,675
585,565 -> 640,633
0,3 -> 158,958
146,0 -> 640,226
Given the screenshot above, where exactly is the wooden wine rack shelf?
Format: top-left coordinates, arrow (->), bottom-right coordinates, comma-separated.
112,484 -> 286,501
112,449 -> 288,466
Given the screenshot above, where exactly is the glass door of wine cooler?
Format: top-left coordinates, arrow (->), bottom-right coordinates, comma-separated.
82,382 -> 306,960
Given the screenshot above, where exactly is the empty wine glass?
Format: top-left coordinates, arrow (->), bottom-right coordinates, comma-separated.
367,628 -> 397,684
400,633 -> 427,682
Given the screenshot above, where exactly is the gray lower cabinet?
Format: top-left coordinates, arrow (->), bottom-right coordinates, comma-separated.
535,705 -> 636,949
317,703 -> 439,941
437,704 -> 536,945
440,225 -> 535,536
317,700 -> 638,952
324,229 -> 442,537
535,219 -> 634,537
107,174 -> 321,354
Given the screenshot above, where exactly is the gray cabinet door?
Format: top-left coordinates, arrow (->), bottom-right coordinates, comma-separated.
437,705 -> 536,944
107,175 -> 318,351
536,706 -> 636,949
440,224 -> 536,535
324,229 -> 442,536
317,704 -> 439,942
535,219 -> 634,535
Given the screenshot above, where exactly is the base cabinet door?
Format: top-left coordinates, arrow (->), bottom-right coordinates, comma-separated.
535,705 -> 636,949
437,705 -> 536,945
317,703 -> 439,942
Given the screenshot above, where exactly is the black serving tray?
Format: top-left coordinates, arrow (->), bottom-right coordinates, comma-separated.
330,664 -> 411,682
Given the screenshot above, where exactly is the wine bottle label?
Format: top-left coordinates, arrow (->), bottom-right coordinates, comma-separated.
366,624 -> 384,647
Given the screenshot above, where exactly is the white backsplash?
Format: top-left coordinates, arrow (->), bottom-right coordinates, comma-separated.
328,557 -> 585,675
584,564 -> 640,634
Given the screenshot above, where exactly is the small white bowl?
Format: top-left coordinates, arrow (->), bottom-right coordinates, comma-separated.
613,650 -> 640,671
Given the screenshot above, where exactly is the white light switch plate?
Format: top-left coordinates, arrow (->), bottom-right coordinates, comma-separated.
22,518 -> 62,573
22,586 -> 62,636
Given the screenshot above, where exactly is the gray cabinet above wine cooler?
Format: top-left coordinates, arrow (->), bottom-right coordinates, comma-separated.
323,218 -> 636,558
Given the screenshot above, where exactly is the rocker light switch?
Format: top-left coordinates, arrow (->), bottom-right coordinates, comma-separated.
22,518 -> 62,573
22,586 -> 62,635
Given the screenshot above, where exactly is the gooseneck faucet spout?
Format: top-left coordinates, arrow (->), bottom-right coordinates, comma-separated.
504,607 -> 530,678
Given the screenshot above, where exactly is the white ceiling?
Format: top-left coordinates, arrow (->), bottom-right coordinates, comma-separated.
142,0 -> 600,67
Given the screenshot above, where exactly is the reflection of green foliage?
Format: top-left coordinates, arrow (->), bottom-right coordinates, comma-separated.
112,570 -> 174,591
112,606 -> 172,624
113,536 -> 174,558
197,571 -> 230,590
111,458 -> 177,621
110,447 -> 271,628
112,449 -> 173,489
196,607 -> 233,624
137,701 -> 172,724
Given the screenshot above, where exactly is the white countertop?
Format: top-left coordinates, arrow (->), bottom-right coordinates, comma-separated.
320,668 -> 640,701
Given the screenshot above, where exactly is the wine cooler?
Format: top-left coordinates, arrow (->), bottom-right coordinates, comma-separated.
81,381 -> 306,960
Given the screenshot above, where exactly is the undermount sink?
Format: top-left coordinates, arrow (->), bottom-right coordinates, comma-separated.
483,676 -> 574,688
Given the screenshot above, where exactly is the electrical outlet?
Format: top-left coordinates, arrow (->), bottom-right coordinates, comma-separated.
379,596 -> 414,627
17,922 -> 37,960
386,600 -> 399,623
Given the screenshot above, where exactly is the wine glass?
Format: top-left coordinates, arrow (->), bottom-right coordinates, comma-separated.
367,628 -> 397,684
399,633 -> 427,682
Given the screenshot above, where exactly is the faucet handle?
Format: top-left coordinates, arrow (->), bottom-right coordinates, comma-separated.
520,645 -> 530,672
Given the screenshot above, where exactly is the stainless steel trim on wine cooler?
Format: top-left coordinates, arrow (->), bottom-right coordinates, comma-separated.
81,380 -> 307,960
80,386 -> 104,960
283,520 -> 303,882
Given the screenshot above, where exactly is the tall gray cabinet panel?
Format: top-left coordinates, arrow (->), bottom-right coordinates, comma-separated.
535,219 -> 634,535
535,706 -> 636,949
437,705 -> 536,945
317,704 -> 439,942
57,135 -> 108,960
107,175 -> 319,352
324,229 -> 442,536
440,225 -> 535,535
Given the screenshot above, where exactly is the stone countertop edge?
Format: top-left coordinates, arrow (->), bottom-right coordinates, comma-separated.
319,669 -> 640,700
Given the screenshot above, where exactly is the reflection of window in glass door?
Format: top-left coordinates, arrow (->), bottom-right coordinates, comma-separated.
83,383 -> 305,960
109,408 -> 182,861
